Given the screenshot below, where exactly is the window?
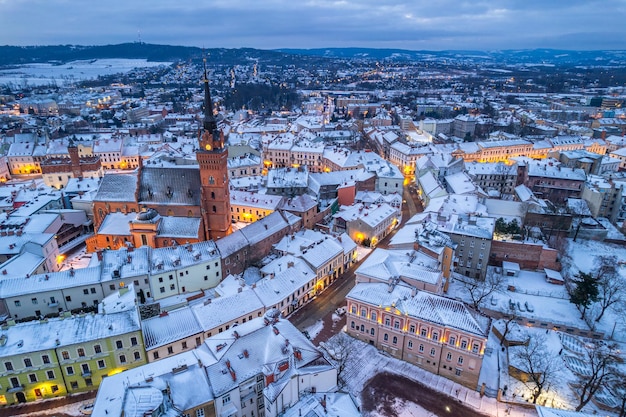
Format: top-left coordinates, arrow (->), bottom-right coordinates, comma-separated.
409,324 -> 416,333
66,366 -> 74,375
167,346 -> 174,354
182,341 -> 188,349
446,352 -> 452,361
5,361 -> 13,371
116,340 -> 123,349
460,340 -> 468,350
392,336 -> 397,344
455,369 -> 462,376
24,358 -> 32,367
97,360 -> 106,369
432,332 -> 439,341
134,351 -> 141,360
449,336 -> 456,346
420,328 -> 427,337
81,364 -> 90,374
85,378 -> 93,386
419,344 -> 424,353
42,354 -> 50,364
94,345 -> 102,354
130,336 -> 138,346
62,351 -> 70,360
383,334 -> 389,341
109,284 -> 115,291
47,370 -> 55,379
350,321 -> 355,329
170,284 -> 175,291
458,356 -> 464,365
472,343 -> 480,353
119,355 -> 127,364
70,381 -> 78,390
222,394 -> 231,405
370,328 -> 375,336
65,295 -> 72,302
160,287 -> 165,293
385,318 -> 391,326
196,409 -> 205,417
29,373 -> 37,383
14,300 -> 21,307
153,352 -> 159,360
430,348 -> 436,357
371,311 -> 377,321
77,348 -> 85,357
394,321 -> 400,329
83,289 -> 89,295
31,297 -> 38,304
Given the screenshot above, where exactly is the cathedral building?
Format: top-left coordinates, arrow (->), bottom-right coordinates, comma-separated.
87,61 -> 231,252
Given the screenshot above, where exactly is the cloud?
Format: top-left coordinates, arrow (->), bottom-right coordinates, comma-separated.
0,0 -> 625,50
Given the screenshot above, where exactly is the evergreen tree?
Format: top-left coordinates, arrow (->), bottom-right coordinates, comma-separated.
570,271 -> 599,320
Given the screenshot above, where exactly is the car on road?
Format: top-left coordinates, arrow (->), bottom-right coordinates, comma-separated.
80,402 -> 94,415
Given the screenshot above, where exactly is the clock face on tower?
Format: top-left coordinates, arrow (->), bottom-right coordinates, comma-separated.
205,144 -> 212,151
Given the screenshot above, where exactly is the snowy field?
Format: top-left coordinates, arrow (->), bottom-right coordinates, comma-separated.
0,59 -> 172,86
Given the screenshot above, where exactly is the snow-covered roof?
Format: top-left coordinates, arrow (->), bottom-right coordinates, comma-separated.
0,306 -> 140,357
94,173 -> 138,202
348,282 -> 490,337
356,248 -> 442,287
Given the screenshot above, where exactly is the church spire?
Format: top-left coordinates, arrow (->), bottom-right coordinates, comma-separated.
198,54 -> 224,152
202,57 -> 218,134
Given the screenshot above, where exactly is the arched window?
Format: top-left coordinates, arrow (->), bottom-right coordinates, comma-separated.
211,191 -> 215,199
212,205 -> 216,213
383,334 -> 389,341
370,328 -> 375,336
392,336 -> 397,344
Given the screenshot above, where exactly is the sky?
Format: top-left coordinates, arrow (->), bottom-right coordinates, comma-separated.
1,0 -> 626,51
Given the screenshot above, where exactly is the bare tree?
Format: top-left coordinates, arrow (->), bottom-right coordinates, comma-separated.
572,341 -> 620,411
499,312 -> 520,347
607,369 -> 626,417
512,334 -> 560,404
323,332 -> 352,388
457,268 -> 505,310
592,255 -> 624,323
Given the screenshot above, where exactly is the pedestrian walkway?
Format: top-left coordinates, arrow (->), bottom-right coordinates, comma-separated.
0,391 -> 95,417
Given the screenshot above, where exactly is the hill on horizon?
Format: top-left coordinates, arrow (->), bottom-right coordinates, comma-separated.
1,43 -> 625,66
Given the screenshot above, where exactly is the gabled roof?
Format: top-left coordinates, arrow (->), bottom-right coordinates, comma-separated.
94,173 -> 138,202
139,167 -> 201,206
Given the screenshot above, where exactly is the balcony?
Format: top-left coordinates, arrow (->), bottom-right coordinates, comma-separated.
81,371 -> 92,378
7,384 -> 25,393
48,302 -> 59,308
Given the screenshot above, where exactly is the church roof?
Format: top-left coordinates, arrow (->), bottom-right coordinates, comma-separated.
139,167 -> 202,206
94,173 -> 138,202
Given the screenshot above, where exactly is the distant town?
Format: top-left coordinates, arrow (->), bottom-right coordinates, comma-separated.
0,45 -> 626,417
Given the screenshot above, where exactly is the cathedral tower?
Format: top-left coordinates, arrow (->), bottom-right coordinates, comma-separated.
197,58 -> 232,240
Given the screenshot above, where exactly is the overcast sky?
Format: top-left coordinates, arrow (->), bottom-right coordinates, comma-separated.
1,0 -> 625,51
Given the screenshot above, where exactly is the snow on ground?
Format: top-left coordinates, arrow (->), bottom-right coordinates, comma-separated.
366,398 -> 438,417
305,319 -> 325,339
12,398 -> 93,417
324,333 -> 539,417
355,245 -> 373,261
0,59 -> 172,86
561,238 -> 626,342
